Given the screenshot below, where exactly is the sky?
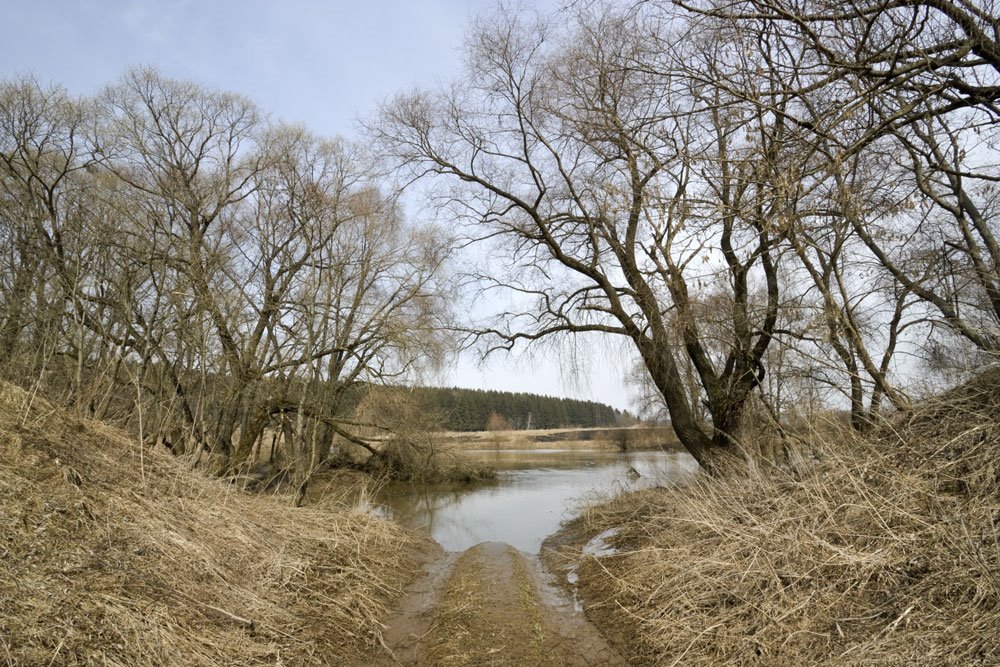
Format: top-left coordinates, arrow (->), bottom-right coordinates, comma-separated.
0,0 -> 637,411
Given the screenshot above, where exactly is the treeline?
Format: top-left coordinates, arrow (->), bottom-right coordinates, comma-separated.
399,387 -> 625,432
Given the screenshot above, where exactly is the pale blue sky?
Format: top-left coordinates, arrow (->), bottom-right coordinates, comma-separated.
0,0 -> 634,411
0,0 -> 485,137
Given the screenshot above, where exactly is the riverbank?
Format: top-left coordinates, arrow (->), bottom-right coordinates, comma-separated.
436,425 -> 680,452
543,369 -> 1000,665
0,382 -> 432,665
11,365 -> 996,665
335,425 -> 680,486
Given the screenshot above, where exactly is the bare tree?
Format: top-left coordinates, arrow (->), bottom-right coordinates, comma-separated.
0,77 -> 108,404
674,0 -> 1000,135
859,111 -> 1000,353
250,128 -> 452,486
674,0 -> 1000,356
0,69 -> 453,484
776,147 -> 920,430
374,5 -> 811,471
95,68 -> 268,464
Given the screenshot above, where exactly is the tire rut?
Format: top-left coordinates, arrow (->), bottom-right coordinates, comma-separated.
356,541 -> 625,666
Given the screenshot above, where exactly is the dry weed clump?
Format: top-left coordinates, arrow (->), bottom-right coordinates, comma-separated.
365,436 -> 496,483
563,368 -> 1000,666
0,382 -> 428,666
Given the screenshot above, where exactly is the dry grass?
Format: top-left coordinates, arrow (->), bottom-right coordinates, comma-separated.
365,436 -> 497,483
425,543 -> 559,667
0,381 -> 428,666
558,368 -> 1000,666
439,426 -> 680,452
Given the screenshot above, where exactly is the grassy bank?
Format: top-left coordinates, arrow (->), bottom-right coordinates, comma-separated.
0,382 -> 431,665
547,369 -> 1000,665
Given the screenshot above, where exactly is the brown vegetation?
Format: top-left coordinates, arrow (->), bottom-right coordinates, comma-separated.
0,381 -> 430,665
547,368 -> 1000,665
2,1 -> 998,662
0,71 -> 450,487
353,387 -> 496,483
364,435 -> 497,484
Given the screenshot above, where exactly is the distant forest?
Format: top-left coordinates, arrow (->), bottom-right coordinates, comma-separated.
362,386 -> 629,432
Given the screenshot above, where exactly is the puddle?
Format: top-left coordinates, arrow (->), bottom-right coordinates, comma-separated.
583,527 -> 620,557
559,527 -> 622,612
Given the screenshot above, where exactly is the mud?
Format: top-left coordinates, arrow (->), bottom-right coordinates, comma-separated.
357,541 -> 625,666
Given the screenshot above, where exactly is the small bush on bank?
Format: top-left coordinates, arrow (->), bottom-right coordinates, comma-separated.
364,435 -> 496,483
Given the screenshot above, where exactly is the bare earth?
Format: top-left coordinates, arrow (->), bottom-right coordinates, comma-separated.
355,541 -> 626,666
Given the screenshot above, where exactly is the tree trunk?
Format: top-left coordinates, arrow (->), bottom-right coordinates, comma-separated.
638,338 -> 747,475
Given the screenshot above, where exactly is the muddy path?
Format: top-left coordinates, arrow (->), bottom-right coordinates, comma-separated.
356,541 -> 625,666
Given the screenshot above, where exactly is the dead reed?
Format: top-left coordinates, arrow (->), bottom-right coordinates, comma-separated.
561,368 -> 1000,666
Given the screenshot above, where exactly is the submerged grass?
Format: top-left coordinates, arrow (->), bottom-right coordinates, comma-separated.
557,368 -> 1000,666
0,381 -> 429,665
426,543 -> 560,667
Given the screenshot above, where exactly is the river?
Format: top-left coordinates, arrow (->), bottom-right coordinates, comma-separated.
374,448 -> 698,553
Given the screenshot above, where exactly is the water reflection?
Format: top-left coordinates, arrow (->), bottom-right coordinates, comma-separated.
375,449 -> 698,553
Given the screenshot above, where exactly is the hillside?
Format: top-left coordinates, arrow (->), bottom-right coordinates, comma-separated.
364,385 -> 629,432
0,382 -> 429,665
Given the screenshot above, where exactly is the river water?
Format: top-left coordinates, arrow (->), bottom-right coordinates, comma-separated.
374,448 -> 698,553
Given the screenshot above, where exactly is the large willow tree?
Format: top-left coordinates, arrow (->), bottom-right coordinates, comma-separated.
0,70 -> 452,481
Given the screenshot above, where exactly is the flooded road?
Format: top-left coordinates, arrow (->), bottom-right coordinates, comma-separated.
374,448 -> 698,553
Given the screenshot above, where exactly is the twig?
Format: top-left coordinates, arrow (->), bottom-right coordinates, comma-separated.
197,601 -> 256,629
883,605 -> 914,634
46,637 -> 65,667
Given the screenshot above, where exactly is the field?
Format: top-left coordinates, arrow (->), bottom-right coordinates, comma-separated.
433,425 -> 680,451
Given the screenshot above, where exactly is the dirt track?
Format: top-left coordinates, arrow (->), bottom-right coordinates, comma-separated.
357,541 -> 626,666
